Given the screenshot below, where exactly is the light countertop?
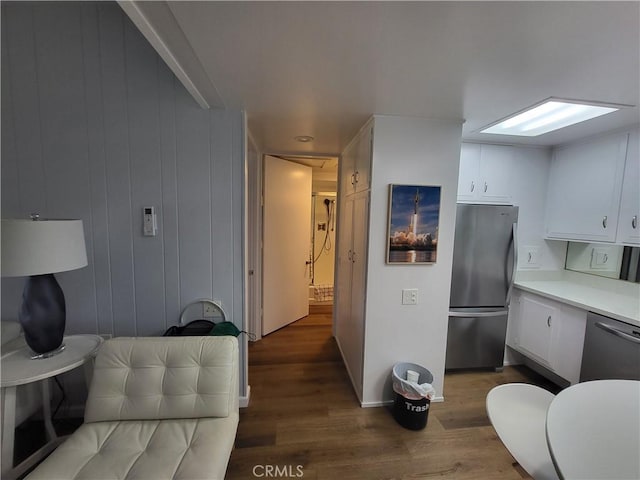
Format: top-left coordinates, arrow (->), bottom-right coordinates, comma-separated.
514,270 -> 640,327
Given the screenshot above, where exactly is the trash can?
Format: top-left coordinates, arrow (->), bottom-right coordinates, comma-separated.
391,362 -> 434,430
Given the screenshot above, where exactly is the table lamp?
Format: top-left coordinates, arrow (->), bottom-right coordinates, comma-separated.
1,215 -> 87,358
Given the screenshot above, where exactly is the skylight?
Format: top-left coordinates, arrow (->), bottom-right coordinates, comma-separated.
480,99 -> 620,137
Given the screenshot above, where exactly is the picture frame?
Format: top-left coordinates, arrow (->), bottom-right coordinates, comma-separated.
386,184 -> 441,264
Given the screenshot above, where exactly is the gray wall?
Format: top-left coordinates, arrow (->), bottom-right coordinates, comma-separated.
1,2 -> 246,395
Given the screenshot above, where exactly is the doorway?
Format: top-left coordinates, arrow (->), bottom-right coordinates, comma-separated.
260,154 -> 338,338
309,191 -> 337,307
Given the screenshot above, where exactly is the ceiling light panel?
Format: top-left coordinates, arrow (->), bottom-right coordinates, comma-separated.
481,100 -> 620,137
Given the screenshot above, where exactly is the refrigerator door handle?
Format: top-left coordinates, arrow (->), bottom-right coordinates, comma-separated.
505,222 -> 518,307
449,310 -> 509,318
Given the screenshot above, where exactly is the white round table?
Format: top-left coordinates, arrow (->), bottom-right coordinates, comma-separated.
546,380 -> 640,480
1,334 -> 103,478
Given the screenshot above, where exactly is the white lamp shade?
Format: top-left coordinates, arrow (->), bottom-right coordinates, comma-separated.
1,219 -> 88,277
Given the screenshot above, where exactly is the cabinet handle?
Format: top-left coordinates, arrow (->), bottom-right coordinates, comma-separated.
347,250 -> 352,261
595,321 -> 640,345
633,215 -> 638,229
547,315 -> 552,327
602,216 -> 608,229
484,182 -> 488,193
350,173 -> 355,187
354,171 -> 359,185
470,181 -> 475,192
351,250 -> 356,263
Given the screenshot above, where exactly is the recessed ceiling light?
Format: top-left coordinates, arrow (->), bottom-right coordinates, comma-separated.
480,99 -> 623,137
294,135 -> 314,143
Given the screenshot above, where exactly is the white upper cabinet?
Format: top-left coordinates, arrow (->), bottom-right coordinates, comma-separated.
458,143 -> 513,204
457,143 -> 481,202
616,129 -> 640,245
545,132 -> 629,243
340,121 -> 373,196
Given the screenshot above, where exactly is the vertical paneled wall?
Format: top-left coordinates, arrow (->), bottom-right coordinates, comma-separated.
1,2 -> 246,392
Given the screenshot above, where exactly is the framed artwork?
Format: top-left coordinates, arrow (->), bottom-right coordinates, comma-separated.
387,184 -> 441,264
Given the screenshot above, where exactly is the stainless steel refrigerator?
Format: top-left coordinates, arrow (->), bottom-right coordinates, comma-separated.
445,204 -> 518,370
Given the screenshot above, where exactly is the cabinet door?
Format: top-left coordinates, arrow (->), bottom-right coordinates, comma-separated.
517,294 -> 556,366
335,196 -> 354,336
550,304 -> 587,385
457,143 -> 480,202
616,129 -> 640,245
334,192 -> 368,401
545,132 -> 628,242
340,142 -> 357,196
354,126 -> 373,193
479,145 -> 513,204
347,192 -> 369,399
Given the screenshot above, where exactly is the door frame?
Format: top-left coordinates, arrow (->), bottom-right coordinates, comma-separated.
247,150 -> 343,341
246,139 -> 263,342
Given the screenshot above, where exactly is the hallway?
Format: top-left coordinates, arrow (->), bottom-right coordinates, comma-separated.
226,306 -> 557,479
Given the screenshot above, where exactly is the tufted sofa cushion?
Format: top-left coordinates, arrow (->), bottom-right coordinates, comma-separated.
25,417 -> 238,480
26,336 -> 239,480
84,336 -> 238,422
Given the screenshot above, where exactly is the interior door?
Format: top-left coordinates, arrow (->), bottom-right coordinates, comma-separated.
263,155 -> 312,335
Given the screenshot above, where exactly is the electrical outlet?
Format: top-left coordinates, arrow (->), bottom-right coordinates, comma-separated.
402,289 -> 418,305
203,303 -> 217,318
522,245 -> 540,268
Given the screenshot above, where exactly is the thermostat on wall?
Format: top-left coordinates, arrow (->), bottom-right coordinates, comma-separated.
143,206 -> 157,236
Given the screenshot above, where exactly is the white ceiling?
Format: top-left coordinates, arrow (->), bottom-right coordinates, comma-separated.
125,1 -> 639,155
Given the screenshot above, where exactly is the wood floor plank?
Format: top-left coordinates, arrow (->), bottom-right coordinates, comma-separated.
227,310 -> 556,480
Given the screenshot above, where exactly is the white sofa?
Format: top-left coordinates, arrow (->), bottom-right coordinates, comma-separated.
26,336 -> 239,480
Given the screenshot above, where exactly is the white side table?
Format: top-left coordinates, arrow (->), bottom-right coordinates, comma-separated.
1,334 -> 103,479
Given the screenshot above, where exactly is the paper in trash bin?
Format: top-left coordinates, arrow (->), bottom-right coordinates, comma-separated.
393,377 -> 436,401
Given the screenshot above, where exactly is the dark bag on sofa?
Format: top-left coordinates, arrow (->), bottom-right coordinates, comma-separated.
163,319 -> 215,336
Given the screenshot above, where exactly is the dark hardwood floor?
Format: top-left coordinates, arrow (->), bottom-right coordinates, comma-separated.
14,306 -> 559,479
226,305 -> 560,480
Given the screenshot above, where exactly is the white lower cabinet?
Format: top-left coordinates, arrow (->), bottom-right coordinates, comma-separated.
508,290 -> 587,384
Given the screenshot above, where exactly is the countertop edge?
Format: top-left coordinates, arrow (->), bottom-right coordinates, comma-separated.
514,281 -> 640,328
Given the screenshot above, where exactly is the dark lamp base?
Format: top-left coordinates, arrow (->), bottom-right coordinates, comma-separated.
19,274 -> 66,355
30,343 -> 66,359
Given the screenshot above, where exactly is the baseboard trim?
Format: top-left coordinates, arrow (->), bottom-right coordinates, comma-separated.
333,336 -> 363,405
502,360 -> 522,367
240,385 -> 251,408
361,400 -> 393,408
361,395 -> 444,408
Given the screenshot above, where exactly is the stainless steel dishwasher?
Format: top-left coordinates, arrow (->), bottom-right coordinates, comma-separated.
580,312 -> 640,382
